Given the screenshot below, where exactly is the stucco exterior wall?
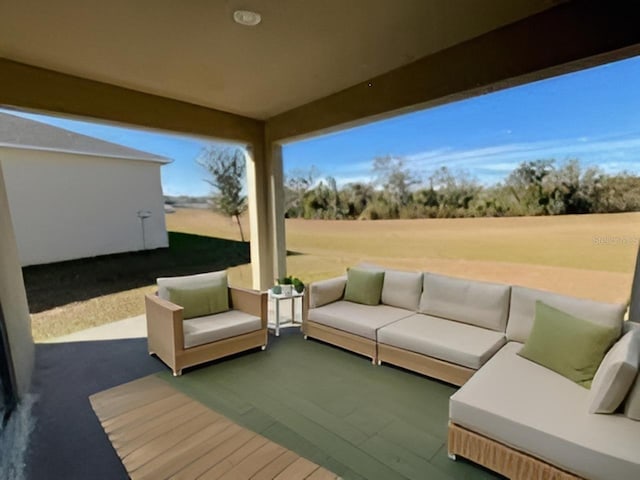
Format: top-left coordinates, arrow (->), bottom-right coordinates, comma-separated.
0,147 -> 168,266
0,161 -> 33,396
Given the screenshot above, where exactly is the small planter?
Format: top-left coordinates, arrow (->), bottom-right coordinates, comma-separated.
276,275 -> 304,297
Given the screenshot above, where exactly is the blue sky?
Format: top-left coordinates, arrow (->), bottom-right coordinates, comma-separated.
5,55 -> 640,196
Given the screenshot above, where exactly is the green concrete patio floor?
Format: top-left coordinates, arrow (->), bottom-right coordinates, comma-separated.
157,330 -> 502,480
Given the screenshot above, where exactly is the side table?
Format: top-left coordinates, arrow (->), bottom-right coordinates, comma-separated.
268,290 -> 304,336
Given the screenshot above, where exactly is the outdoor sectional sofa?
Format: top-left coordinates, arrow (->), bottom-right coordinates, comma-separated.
303,267 -> 640,480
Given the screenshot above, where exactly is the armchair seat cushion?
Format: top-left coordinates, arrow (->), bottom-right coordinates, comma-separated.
183,310 -> 261,349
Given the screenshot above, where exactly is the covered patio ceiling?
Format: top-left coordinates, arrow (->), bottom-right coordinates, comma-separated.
1,1 -> 639,146
1,0 -> 559,120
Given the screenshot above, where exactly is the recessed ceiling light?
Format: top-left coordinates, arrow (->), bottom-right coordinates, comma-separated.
233,10 -> 261,26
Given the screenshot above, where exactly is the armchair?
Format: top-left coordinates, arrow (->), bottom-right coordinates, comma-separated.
145,271 -> 268,376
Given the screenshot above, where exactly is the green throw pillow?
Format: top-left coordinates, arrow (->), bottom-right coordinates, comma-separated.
518,301 -> 619,388
168,282 -> 229,319
344,267 -> 384,306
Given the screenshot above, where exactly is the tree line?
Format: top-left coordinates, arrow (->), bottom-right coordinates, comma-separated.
285,157 -> 640,220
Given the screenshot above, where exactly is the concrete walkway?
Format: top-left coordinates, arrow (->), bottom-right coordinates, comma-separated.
44,295 -> 304,343
44,314 -> 147,343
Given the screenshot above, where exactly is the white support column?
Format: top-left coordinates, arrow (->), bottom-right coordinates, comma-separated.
245,143 -> 275,290
269,143 -> 287,280
0,160 -> 34,397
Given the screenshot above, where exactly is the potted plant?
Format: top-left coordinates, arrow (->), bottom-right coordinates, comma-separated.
275,275 -> 304,296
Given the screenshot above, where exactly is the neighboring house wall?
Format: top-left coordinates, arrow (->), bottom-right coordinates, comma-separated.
1,147 -> 168,266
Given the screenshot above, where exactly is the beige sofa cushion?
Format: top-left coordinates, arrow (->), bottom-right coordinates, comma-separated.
307,301 -> 412,340
506,286 -> 625,343
157,271 -> 228,301
450,342 -> 640,480
381,270 -> 423,311
377,314 -> 506,369
309,276 -> 347,308
183,310 -> 261,349
419,273 -> 511,332
625,374 -> 640,420
589,330 -> 640,413
623,322 -> 640,420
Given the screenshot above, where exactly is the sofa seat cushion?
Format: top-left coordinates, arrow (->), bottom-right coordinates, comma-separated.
307,301 -> 413,340
377,314 -> 506,369
183,310 -> 261,349
450,342 -> 640,480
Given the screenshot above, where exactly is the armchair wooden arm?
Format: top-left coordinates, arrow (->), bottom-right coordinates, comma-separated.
230,287 -> 268,329
145,294 -> 184,373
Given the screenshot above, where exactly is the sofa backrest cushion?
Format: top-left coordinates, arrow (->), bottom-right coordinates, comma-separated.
588,330 -> 640,413
381,270 -> 423,311
624,373 -> 640,420
506,286 -> 625,343
419,272 -> 511,332
623,320 -> 640,420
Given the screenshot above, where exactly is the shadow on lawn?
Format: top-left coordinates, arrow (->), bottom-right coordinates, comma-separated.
22,232 -> 250,313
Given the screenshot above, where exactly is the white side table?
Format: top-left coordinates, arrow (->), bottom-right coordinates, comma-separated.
268,290 -> 304,336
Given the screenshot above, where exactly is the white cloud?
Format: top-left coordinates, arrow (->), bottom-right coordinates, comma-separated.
286,132 -> 640,187
402,133 -> 640,182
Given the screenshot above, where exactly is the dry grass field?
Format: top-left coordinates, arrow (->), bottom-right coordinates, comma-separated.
32,208 -> 639,340
167,208 -> 640,305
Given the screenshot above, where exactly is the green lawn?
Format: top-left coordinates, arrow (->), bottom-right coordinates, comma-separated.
27,232 -> 249,340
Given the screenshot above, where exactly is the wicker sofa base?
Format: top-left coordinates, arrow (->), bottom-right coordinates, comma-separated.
303,320 -> 377,363
448,423 -> 583,480
377,343 -> 475,387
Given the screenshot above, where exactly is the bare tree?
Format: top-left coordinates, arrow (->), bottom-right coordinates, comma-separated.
198,146 -> 247,241
372,155 -> 420,207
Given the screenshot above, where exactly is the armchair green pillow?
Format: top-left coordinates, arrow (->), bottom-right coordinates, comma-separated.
168,279 -> 229,319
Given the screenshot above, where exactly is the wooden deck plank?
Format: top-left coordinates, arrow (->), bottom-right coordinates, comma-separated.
132,419 -> 235,480
251,451 -> 299,480
198,436 -> 270,479
102,392 -> 189,432
90,375 -> 337,480
90,377 -> 175,420
217,441 -> 286,479
306,467 -> 343,480
124,410 -> 220,472
117,403 -> 210,457
273,457 -> 320,479
111,400 -> 207,444
163,425 -> 249,480
90,375 -> 171,406
170,429 -> 258,480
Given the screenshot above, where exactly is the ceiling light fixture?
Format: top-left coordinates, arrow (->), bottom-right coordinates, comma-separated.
233,10 -> 261,26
